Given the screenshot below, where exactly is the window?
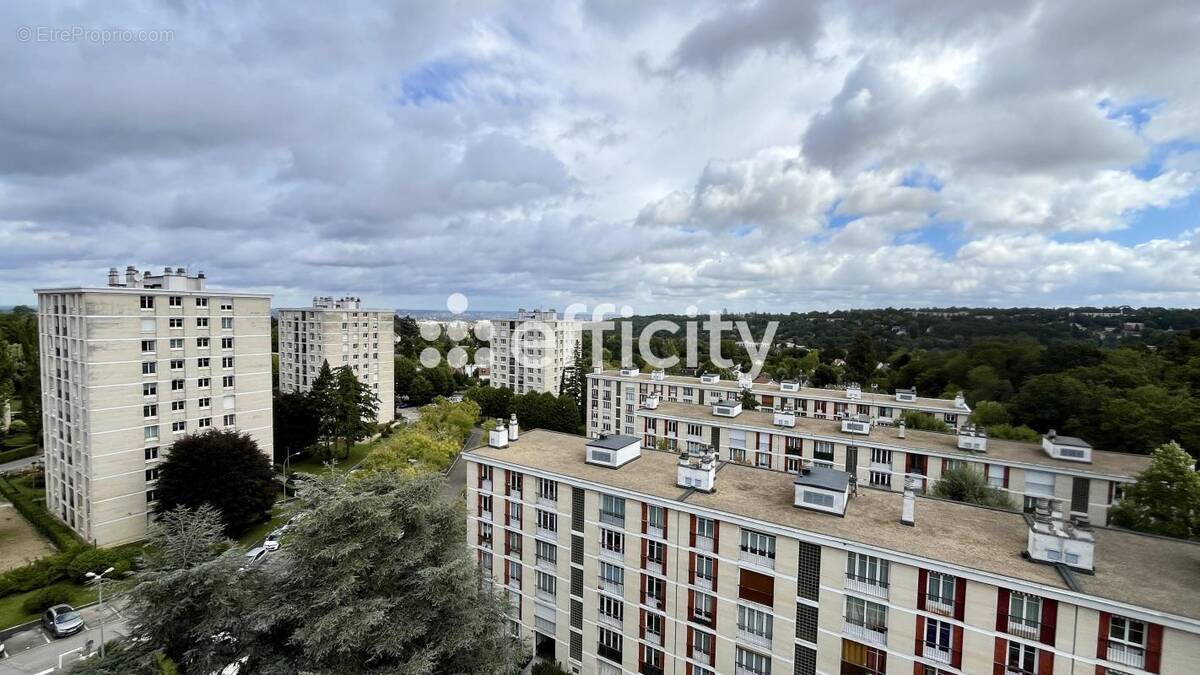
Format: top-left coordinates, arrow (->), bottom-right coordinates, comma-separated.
222,356 -> 234,368
198,417 -> 211,428
738,605 -> 773,641
197,337 -> 210,348
535,570 -> 556,599
198,377 -> 211,388
195,297 -> 208,307
926,571 -> 956,611
141,340 -> 156,353
1006,641 -> 1039,674
171,421 -> 186,433
144,447 -> 159,461
802,490 -> 835,508
535,539 -> 556,566
171,379 -> 185,391
142,361 -> 156,375
146,489 -> 157,503
694,555 -> 715,584
814,441 -> 835,465
142,383 -> 157,396
597,627 -> 622,664
223,414 -> 236,426
196,317 -> 209,328
692,591 -> 715,624
198,357 -> 210,368
645,539 -> 666,568
988,464 -> 1006,488
735,647 -> 771,675
1108,615 -> 1146,664
846,552 -> 889,589
221,317 -> 233,329
220,302 -> 233,311
598,593 -> 623,623
168,296 -> 182,307
144,426 -> 159,441
696,516 -> 715,542
600,528 -> 624,555
171,400 -> 185,412
693,630 -> 714,659
536,509 -> 557,533
140,295 -> 154,309
599,561 -> 623,591
646,504 -> 666,535
169,317 -> 183,329
845,596 -> 887,634
169,338 -> 183,350
145,468 -> 160,481
143,404 -> 158,418
198,397 -> 210,408
170,359 -> 184,370
600,494 -> 625,526
924,617 -> 953,658
740,529 -> 776,562
221,337 -> 234,349
222,375 -> 235,388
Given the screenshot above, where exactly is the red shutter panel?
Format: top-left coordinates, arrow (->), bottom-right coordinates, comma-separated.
1096,612 -> 1110,658
1038,646 -> 1054,675
639,609 -> 646,639
954,577 -> 967,621
639,573 -> 647,604
905,452 -> 914,474
688,552 -> 696,584
952,624 -> 964,668
1040,598 -> 1058,646
687,589 -> 694,620
917,569 -> 928,610
641,502 -> 648,534
686,627 -> 694,658
713,519 -> 720,550
689,515 -> 696,547
640,537 -> 648,567
662,507 -> 668,539
993,638 -> 1007,675
1003,466 -> 1010,488
1145,623 -> 1163,673
996,588 -> 1011,632
914,615 -> 925,657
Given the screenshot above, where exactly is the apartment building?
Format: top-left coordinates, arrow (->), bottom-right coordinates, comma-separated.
277,296 -> 394,424
465,428 -> 1200,675
36,266 -> 273,546
491,309 -> 581,395
587,368 -> 972,438
632,399 -> 1147,527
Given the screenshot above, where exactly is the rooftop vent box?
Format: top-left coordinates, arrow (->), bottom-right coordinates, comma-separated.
1041,430 -> 1092,463
712,400 -> 743,418
699,372 -> 720,384
895,388 -> 917,402
737,375 -> 753,390
677,447 -> 717,492
1026,498 -> 1095,572
650,369 -> 666,381
954,392 -> 969,410
586,434 -> 641,468
488,419 -> 509,449
773,410 -> 796,428
793,466 -> 851,516
779,380 -> 799,392
619,367 -> 640,377
845,383 -> 862,400
957,425 -> 988,452
643,394 -> 660,410
840,414 -> 872,435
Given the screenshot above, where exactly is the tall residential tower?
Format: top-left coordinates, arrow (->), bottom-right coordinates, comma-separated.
490,308 -> 581,396
36,266 -> 273,545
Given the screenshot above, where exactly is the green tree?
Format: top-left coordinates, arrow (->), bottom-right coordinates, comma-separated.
309,361 -> 338,455
465,385 -> 513,420
1008,373 -> 1093,435
901,411 -> 950,432
394,356 -> 418,403
845,331 -> 876,385
408,372 -> 435,405
1109,441 -> 1200,540
559,342 -> 585,424
969,400 -> 1011,427
739,387 -> 758,411
272,391 -> 320,464
416,397 -> 481,444
154,430 -> 277,536
361,427 -> 460,474
331,366 -> 380,458
811,363 -> 838,388
932,466 -> 1013,509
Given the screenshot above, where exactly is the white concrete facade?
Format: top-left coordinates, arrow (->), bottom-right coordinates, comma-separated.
277,297 -> 394,424
491,309 -> 581,396
36,267 -> 274,546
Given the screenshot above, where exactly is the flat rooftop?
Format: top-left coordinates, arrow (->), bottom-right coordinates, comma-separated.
594,369 -> 965,412
645,401 -> 1151,479
469,430 -> 1200,621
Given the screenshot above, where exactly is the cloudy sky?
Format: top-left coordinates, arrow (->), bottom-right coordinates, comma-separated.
2,1 -> 1199,313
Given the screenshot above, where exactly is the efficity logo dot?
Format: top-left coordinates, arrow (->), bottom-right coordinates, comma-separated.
418,292 -> 491,368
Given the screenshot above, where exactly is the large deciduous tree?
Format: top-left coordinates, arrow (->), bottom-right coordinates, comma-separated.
154,430 -> 276,535
1109,441 -> 1200,540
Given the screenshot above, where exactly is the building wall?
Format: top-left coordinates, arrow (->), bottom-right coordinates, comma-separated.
491,318 -> 581,396
465,455 -> 1198,675
39,288 -> 272,546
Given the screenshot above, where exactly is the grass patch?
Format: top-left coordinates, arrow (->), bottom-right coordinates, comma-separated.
0,582 -> 96,630
286,440 -> 376,475
0,431 -> 38,463
236,506 -> 289,548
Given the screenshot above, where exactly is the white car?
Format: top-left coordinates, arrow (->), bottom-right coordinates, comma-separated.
263,532 -> 281,552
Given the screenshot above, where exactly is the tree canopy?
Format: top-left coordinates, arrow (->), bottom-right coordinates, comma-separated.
1109,441 -> 1200,540
154,430 -> 277,535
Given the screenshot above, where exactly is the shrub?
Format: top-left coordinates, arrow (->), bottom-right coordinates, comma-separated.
901,411 -> 950,433
67,547 -> 127,580
0,443 -> 38,464
532,662 -> 570,675
21,583 -> 75,614
0,475 -> 84,550
0,549 -> 78,597
932,466 -> 1014,509
987,423 -> 1042,443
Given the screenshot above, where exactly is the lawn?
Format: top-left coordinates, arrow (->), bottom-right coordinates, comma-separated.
285,440 -> 376,475
0,582 -> 97,630
236,505 -> 290,548
0,429 -> 38,464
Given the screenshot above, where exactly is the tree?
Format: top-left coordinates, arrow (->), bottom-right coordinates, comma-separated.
309,361 -> 338,455
416,397 -> 481,444
242,472 -> 525,673
511,392 -> 582,434
559,341 -> 585,424
394,356 -> 418,403
845,331 -> 876,385
932,466 -> 1014,509
407,372 -> 435,405
154,430 -> 277,536
1008,373 -> 1094,435
1109,441 -> 1200,540
739,387 -> 758,411
465,385 -> 513,420
361,427 -> 460,474
272,392 -> 320,464
969,401 -> 1011,427
330,366 -> 380,457
901,411 -> 949,432
811,363 -> 838,388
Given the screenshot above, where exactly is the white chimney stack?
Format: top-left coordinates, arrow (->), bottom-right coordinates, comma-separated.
508,414 -> 519,441
488,418 -> 509,448
901,477 -> 917,526
897,420 -> 906,439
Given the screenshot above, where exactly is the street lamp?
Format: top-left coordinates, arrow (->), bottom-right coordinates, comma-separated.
283,451 -> 305,497
85,566 -> 115,658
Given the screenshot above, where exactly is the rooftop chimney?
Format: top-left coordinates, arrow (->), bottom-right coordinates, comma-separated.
1026,497 -> 1095,573
507,414 -> 519,442
125,266 -> 138,285
107,267 -> 119,287
643,394 -> 660,410
488,419 -> 509,449
901,477 -> 917,526
676,446 -> 717,492
897,420 -> 906,439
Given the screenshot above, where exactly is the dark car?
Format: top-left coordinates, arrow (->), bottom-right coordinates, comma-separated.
42,604 -> 84,638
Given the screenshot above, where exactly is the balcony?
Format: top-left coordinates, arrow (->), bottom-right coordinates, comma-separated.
737,628 -> 772,650
740,552 -> 775,571
645,630 -> 663,647
843,620 -> 887,646
694,575 -> 714,592
507,515 -> 522,529
696,535 -> 715,553
646,524 -> 665,539
596,644 -> 622,665
692,647 -> 713,665
536,527 -> 558,542
509,487 -> 522,501
598,580 -> 624,597
598,610 -> 623,629
644,559 -> 664,576
1106,643 -> 1147,669
599,511 -> 624,527
844,575 -> 889,600
536,494 -> 556,508
1002,615 -> 1041,641
480,510 -> 494,524
535,556 -> 556,572
536,588 -> 555,603
643,594 -> 665,611
925,596 -> 957,617
599,546 -> 624,563
922,642 -> 954,665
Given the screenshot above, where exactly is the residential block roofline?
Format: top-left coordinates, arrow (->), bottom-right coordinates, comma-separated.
467,428 -> 1200,626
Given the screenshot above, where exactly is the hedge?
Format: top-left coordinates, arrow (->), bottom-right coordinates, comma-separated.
0,543 -> 144,599
0,444 -> 38,464
21,583 -> 76,614
0,475 -> 83,550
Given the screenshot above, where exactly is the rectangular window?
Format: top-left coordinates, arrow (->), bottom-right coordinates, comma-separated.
845,596 -> 888,633
144,426 -> 159,441
222,356 -> 234,368
168,296 -> 182,307
846,552 -> 889,588
740,529 -> 776,561
198,357 -> 210,368
599,561 -> 624,591
172,379 -> 185,391
535,570 -> 556,598
1006,641 -> 1039,674
692,591 -> 715,624
171,400 -> 185,412
197,337 -> 210,348
735,646 -> 771,675
169,317 -> 183,328
220,302 -> 233,311
196,317 -> 209,328
1108,615 -> 1146,665
170,359 -> 184,370
145,468 -> 160,481
600,528 -> 624,555
221,317 -> 233,329
144,446 -> 159,461
198,417 -> 211,428
598,627 -> 622,664
222,375 -> 235,388
926,571 -> 956,610
600,494 -> 625,526
142,361 -> 156,375
195,297 -> 208,307
143,383 -> 157,396
170,338 -> 183,349
221,337 -> 234,349
140,340 -> 156,353
535,539 -> 557,566
143,404 -> 157,418
738,604 -> 773,640
140,295 -> 154,309
536,508 -> 557,533
198,377 -> 211,388
1008,592 -> 1042,639
223,414 -> 236,426
171,421 -> 186,433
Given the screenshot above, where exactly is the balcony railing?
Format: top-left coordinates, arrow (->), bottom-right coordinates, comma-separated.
740,551 -> 775,571
599,546 -> 624,563
535,556 -> 556,572
509,487 -> 522,500
507,514 -> 522,528
1000,614 -> 1041,641
480,510 -> 494,523
695,535 -> 715,552
639,664 -> 665,675
598,580 -> 624,597
845,574 -> 889,600
536,527 -> 558,542
598,611 -> 623,628
922,642 -> 956,665
694,575 -> 714,592
737,628 -> 772,650
843,620 -> 888,646
646,524 -> 665,539
1106,643 -> 1148,669
596,644 -> 622,665
645,630 -> 663,647
536,588 -> 555,603
644,559 -> 664,576
481,478 -> 493,492
924,595 -> 959,618
536,494 -> 556,508
644,594 -> 665,611
599,511 -> 624,527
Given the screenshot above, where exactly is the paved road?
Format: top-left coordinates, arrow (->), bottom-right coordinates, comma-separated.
0,453 -> 41,475
441,427 -> 481,503
0,604 -> 128,674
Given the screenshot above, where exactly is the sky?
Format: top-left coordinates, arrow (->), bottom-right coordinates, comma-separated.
2,1 -> 1199,313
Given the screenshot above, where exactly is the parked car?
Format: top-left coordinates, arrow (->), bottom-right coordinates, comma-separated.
42,604 -> 84,638
240,547 -> 266,570
263,532 -> 281,552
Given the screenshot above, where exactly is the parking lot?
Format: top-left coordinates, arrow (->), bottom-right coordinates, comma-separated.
0,603 -> 127,674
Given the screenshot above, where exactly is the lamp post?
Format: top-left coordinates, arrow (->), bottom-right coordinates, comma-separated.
85,566 -> 115,658
283,451 -> 304,496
